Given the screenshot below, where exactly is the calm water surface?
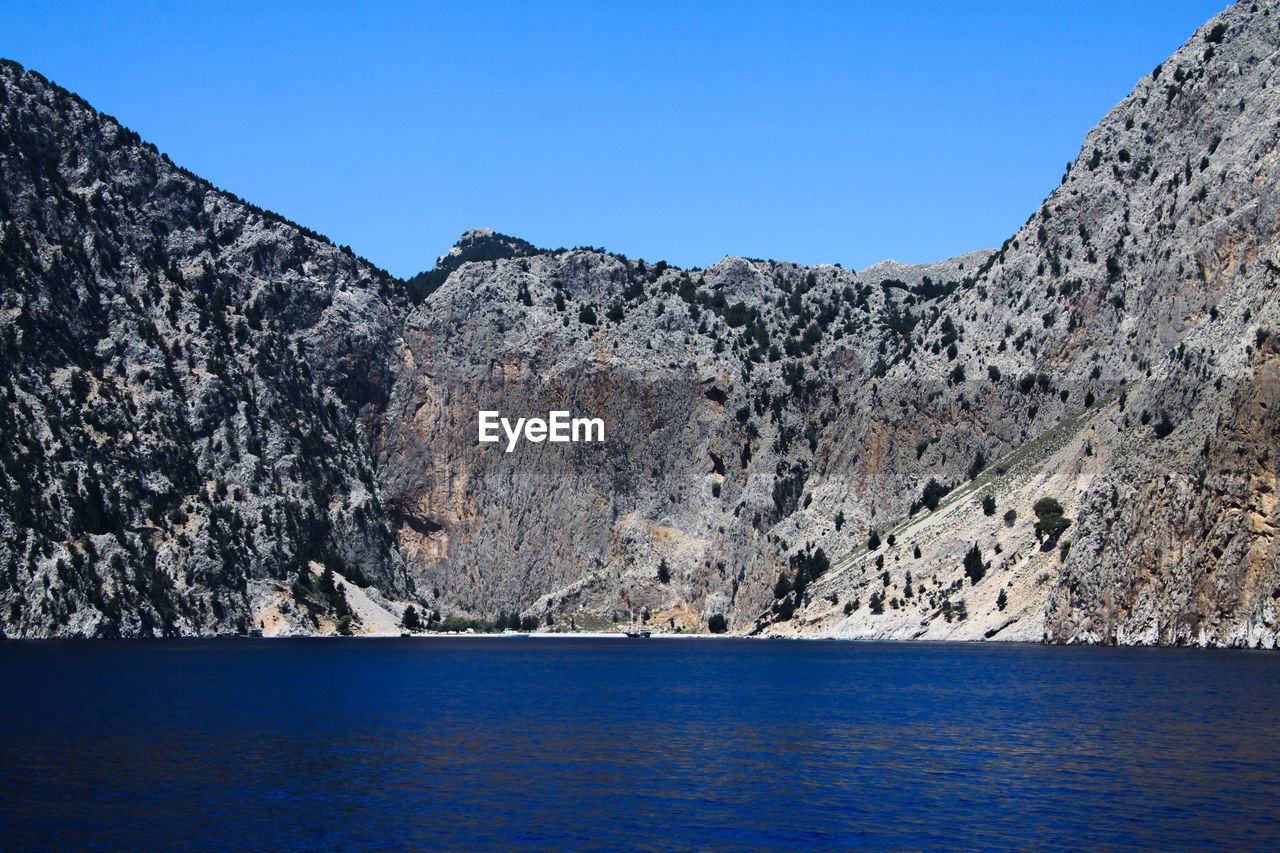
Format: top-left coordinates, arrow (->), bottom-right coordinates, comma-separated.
0,638 -> 1277,851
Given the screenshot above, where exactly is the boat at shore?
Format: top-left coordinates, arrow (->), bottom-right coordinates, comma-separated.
623,612 -> 651,638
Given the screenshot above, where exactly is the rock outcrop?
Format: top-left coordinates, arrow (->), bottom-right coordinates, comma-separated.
0,1 -> 1276,644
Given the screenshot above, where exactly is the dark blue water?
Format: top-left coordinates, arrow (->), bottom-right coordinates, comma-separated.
1,638 -> 1278,851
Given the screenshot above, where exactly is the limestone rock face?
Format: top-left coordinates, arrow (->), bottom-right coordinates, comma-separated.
377,1 -> 1279,644
1,1 -> 1278,643
0,60 -> 408,637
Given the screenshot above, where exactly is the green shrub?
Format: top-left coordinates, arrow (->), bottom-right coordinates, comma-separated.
437,615 -> 495,633
723,302 -> 753,327
1106,255 -> 1122,282
707,614 -> 728,634
1033,497 -> 1064,517
963,544 -> 986,584
968,450 -> 985,481
1036,516 -> 1072,538
918,477 -> 949,512
1033,497 -> 1072,541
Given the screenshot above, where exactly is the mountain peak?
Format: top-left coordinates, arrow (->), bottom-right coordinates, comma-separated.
400,229 -> 544,302
439,228 -> 539,266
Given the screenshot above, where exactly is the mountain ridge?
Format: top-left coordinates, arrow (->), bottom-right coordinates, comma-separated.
0,0 -> 1276,644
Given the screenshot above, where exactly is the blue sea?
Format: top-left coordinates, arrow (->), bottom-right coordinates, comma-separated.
1,637 -> 1277,851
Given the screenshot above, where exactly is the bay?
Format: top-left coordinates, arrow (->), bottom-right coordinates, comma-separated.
1,637 -> 1277,851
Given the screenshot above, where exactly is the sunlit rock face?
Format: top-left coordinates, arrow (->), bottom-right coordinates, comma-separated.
1,2 -> 1278,643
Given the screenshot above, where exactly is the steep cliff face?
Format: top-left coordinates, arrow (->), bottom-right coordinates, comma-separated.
383,1 -> 1279,644
971,1 -> 1280,646
380,245 -> 1002,631
1,1 -> 1277,643
765,0 -> 1279,645
0,61 -> 408,636
1043,340 -> 1280,646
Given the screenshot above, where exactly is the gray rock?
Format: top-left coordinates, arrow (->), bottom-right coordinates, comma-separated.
1,1 -> 1276,644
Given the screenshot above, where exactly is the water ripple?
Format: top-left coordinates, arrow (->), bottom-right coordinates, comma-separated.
1,639 -> 1278,851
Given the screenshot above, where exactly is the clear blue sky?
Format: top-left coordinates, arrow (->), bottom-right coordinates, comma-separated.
2,1 -> 1228,277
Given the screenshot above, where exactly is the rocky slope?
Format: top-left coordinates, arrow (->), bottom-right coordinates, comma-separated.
1,1 -> 1277,644
0,59 -> 411,636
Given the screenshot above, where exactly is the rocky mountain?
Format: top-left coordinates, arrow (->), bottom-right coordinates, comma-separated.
0,59 -> 411,637
1,1 -> 1277,644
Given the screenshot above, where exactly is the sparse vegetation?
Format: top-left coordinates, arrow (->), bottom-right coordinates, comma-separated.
0,47 -> 1268,647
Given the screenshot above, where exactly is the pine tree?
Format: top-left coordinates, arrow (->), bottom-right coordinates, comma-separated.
963,543 -> 986,584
